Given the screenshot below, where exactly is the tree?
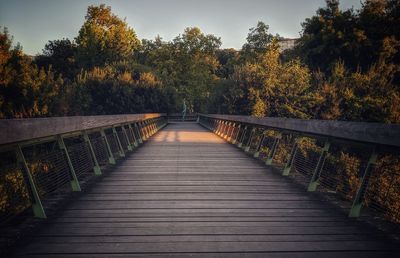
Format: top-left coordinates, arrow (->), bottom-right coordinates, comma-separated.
293,0 -> 361,72
75,4 -> 141,68
141,27 -> 222,112
215,48 -> 239,79
241,21 -> 279,62
0,28 -> 64,118
232,39 -> 313,118
35,38 -> 77,79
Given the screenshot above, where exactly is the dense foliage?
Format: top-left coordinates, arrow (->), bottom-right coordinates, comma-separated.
1,0 -> 399,123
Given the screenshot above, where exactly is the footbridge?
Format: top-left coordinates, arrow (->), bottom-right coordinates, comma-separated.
1,113 -> 400,257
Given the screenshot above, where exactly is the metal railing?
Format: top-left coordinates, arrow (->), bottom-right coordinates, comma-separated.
198,114 -> 400,224
0,114 -> 167,224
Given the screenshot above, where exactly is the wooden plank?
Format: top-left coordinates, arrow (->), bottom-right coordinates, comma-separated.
26,234 -> 375,243
34,225 -> 371,236
60,209 -> 344,217
16,252 -> 399,258
52,216 -> 349,223
18,241 -> 396,254
41,221 -> 355,228
78,193 -> 318,201
66,200 -> 334,209
85,185 -> 306,192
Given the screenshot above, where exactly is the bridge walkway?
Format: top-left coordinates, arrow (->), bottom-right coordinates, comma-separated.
15,123 -> 398,257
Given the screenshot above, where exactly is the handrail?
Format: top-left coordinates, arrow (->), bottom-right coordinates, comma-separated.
0,113 -> 165,146
199,114 -> 400,148
198,114 -> 400,224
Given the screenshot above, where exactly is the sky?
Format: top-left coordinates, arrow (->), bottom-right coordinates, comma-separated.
0,0 -> 363,55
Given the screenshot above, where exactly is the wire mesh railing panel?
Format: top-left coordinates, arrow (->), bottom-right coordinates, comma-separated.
90,134 -> 108,166
271,134 -> 294,167
105,131 -> 120,157
24,145 -> 72,198
240,127 -> 251,147
133,123 -> 142,141
287,137 -> 322,178
259,130 -> 280,160
126,126 -> 135,145
67,142 -> 93,179
0,157 -> 32,224
232,126 -> 241,142
317,144 -> 369,201
117,129 -> 128,151
248,128 -> 263,152
364,151 -> 400,223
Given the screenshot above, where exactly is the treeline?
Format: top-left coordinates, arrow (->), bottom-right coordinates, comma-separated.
1,0 -> 399,123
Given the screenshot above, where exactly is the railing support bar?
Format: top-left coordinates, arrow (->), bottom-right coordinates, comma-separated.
265,133 -> 282,164
307,140 -> 330,192
282,138 -> 299,176
122,126 -> 133,151
113,127 -> 125,157
128,124 -> 138,147
83,131 -> 102,176
349,151 -> 378,217
16,145 -> 47,218
57,136 -> 81,192
101,129 -> 116,164
245,128 -> 255,152
254,131 -> 266,158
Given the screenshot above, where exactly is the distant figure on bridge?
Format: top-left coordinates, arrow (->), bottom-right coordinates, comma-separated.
182,100 -> 187,121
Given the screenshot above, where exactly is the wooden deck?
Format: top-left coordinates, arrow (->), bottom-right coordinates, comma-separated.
15,123 -> 399,257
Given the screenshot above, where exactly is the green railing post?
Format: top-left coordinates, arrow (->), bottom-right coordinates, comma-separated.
112,127 -> 125,157
349,151 -> 378,218
233,124 -> 241,145
227,123 -> 235,142
138,122 -> 145,141
226,122 -> 232,139
16,145 -> 47,218
152,120 -> 157,134
145,120 -> 151,138
238,126 -> 247,148
83,131 -> 102,176
213,119 -> 218,132
265,133 -> 282,165
148,119 -> 154,136
128,124 -> 139,147
254,131 -> 266,158
147,120 -> 153,136
307,140 -> 331,192
244,128 -> 255,152
216,120 -> 222,135
57,136 -> 81,192
135,123 -> 143,144
121,125 -> 133,151
222,121 -> 228,138
282,137 -> 299,176
217,120 -> 222,135
139,122 -> 146,140
223,121 -> 229,138
101,129 -> 116,164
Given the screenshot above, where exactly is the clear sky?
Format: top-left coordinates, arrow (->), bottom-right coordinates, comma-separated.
0,0 -> 362,55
